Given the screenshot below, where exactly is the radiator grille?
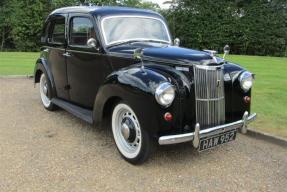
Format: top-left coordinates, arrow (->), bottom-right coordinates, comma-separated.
193,65 -> 225,128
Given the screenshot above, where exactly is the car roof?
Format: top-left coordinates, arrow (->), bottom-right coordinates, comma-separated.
50,6 -> 162,19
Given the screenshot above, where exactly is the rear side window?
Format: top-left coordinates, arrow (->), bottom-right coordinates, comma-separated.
41,21 -> 50,43
49,17 -> 66,44
70,17 -> 95,46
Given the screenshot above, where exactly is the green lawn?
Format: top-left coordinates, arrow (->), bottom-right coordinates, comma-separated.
0,52 -> 39,75
225,55 -> 287,138
0,52 -> 286,137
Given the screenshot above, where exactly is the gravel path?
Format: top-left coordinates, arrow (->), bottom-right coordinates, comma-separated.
0,78 -> 286,192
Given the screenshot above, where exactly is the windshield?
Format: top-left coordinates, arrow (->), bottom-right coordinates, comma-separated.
101,16 -> 171,46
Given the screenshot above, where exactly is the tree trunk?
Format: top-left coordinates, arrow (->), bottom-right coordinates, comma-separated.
0,29 -> 5,51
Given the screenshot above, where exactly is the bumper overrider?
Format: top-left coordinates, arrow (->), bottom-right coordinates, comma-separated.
158,111 -> 257,147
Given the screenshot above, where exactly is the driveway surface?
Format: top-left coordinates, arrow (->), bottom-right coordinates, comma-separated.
0,78 -> 286,192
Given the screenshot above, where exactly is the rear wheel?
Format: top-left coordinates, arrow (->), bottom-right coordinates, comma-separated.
111,102 -> 153,164
39,73 -> 56,111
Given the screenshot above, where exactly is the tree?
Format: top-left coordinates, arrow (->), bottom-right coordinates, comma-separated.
8,0 -> 52,51
0,0 -> 13,51
0,0 -> 159,51
163,0 -> 287,56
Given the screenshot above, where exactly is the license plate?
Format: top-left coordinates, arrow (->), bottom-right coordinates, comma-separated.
199,130 -> 237,151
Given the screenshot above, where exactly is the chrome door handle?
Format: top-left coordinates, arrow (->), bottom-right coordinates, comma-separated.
62,52 -> 71,57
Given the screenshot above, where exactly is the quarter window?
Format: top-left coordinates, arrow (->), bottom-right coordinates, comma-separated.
50,18 -> 65,44
70,17 -> 95,46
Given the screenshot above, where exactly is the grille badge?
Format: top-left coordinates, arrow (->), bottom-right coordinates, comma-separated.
216,80 -> 221,87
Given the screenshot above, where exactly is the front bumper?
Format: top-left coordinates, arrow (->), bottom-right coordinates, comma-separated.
158,111 -> 257,147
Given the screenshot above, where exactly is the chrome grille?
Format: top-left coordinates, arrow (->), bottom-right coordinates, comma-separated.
193,65 -> 225,128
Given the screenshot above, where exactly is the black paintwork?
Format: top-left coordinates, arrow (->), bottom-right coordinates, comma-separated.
52,98 -> 93,123
34,6 -> 253,138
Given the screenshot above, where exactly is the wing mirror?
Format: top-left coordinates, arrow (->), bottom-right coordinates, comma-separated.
174,38 -> 180,47
223,44 -> 230,59
87,38 -> 99,50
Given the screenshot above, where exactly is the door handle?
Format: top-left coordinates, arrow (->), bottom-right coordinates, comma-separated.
43,48 -> 49,52
62,52 -> 71,57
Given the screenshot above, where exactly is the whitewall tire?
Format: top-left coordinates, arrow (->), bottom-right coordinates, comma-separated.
111,102 -> 153,164
39,73 -> 56,111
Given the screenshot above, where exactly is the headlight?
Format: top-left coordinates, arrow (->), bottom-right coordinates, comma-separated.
239,71 -> 254,92
155,82 -> 175,107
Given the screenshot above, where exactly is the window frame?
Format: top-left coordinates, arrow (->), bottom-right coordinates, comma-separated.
68,15 -> 97,49
47,15 -> 67,46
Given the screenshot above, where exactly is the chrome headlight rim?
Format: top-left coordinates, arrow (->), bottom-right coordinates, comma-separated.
239,71 -> 254,92
155,82 -> 175,108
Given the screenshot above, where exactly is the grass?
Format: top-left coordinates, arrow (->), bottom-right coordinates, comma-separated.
225,55 -> 287,138
0,52 -> 286,137
0,52 -> 39,75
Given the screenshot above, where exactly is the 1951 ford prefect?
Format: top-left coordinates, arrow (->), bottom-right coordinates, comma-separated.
34,6 -> 256,164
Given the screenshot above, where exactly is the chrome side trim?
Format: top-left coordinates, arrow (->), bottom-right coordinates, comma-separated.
158,112 -> 257,145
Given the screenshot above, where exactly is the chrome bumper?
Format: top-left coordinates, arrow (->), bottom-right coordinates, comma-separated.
158,111 -> 257,147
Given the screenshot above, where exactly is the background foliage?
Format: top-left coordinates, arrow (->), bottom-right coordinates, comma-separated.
0,0 -> 286,56
0,0 -> 158,51
162,0 -> 287,56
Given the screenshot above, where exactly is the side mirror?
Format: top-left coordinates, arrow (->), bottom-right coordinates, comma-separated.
87,38 -> 99,50
223,44 -> 230,59
174,38 -> 180,47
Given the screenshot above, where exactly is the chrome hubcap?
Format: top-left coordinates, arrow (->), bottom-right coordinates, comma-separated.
121,122 -> 130,141
43,83 -> 48,95
121,117 -> 137,143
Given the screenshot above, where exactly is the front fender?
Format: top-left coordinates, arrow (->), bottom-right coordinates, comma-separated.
223,61 -> 252,122
93,65 -> 171,135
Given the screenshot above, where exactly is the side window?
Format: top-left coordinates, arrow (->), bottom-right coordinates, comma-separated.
48,17 -> 66,44
41,21 -> 50,43
70,17 -> 95,46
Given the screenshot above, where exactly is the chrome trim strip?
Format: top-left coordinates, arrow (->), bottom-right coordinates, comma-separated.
42,46 -> 65,51
196,97 -> 225,101
158,112 -> 257,145
68,49 -> 101,55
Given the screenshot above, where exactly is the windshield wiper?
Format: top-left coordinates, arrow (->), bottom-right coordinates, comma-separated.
139,39 -> 170,44
107,39 -> 170,48
107,40 -> 142,48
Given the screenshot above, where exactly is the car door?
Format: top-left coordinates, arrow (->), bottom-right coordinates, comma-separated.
46,14 -> 69,100
66,14 -> 111,108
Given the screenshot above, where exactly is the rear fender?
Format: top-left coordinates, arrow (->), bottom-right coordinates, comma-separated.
34,58 -> 56,96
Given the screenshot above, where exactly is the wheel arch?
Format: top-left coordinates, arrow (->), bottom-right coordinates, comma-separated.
34,69 -> 43,83
34,58 -> 57,98
101,96 -> 123,127
34,58 -> 55,87
93,66 -> 167,135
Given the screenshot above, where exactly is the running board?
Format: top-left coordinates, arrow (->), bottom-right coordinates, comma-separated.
51,98 -> 93,124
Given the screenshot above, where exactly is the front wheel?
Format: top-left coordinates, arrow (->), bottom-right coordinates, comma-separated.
111,102 -> 154,164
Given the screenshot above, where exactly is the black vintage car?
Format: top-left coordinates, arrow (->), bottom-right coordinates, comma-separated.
34,6 -> 256,164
